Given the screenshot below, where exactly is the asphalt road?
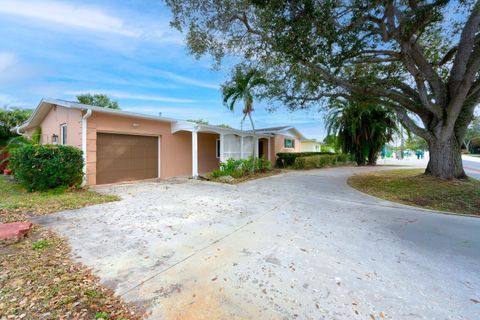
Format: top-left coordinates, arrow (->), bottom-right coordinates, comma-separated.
464,158 -> 480,180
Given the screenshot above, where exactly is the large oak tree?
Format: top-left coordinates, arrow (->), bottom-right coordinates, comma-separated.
166,0 -> 480,179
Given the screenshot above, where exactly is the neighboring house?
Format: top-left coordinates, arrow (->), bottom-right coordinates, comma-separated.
301,139 -> 322,152
16,99 -> 310,186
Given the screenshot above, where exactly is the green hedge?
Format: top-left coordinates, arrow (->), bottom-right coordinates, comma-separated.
276,152 -> 334,167
9,145 -> 83,191
293,154 -> 351,169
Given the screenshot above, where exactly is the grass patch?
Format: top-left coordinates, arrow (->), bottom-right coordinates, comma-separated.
0,229 -> 140,319
0,175 -> 119,223
31,239 -> 51,250
348,169 -> 480,216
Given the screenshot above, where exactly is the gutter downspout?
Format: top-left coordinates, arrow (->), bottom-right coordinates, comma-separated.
81,109 -> 92,187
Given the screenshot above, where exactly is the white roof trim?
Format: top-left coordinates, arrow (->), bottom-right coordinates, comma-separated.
171,121 -> 271,137
16,98 -> 274,138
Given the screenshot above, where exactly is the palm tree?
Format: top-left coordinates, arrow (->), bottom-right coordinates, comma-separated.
222,66 -> 267,173
326,101 -> 398,165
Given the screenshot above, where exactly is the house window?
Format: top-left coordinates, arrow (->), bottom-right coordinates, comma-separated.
284,138 -> 295,148
216,139 -> 220,158
60,124 -> 67,145
314,145 -> 320,151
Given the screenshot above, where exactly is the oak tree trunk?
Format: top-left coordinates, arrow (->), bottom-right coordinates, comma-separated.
425,135 -> 466,179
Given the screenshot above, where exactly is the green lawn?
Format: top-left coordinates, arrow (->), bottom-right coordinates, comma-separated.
469,154 -> 480,158
348,169 -> 480,216
0,176 -> 119,223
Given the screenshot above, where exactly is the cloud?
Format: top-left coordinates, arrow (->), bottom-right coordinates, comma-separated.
155,70 -> 219,89
0,52 -> 16,73
65,90 -> 197,103
0,93 -> 26,106
0,0 -> 139,37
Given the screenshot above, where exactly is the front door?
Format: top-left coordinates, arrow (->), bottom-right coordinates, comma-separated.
258,140 -> 265,158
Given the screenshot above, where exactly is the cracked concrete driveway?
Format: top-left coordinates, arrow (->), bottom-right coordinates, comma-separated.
35,167 -> 480,319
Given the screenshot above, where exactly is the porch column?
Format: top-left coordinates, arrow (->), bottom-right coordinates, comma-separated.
220,133 -> 225,162
240,136 -> 244,159
255,137 -> 259,157
267,137 -> 271,160
192,130 -> 198,177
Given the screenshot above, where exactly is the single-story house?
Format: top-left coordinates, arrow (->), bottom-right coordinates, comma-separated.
16,99 -> 308,186
301,139 -> 322,152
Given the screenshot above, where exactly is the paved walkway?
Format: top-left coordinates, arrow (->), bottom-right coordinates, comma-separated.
35,166 -> 480,319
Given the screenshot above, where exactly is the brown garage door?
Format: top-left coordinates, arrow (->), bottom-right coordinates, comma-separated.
96,133 -> 158,185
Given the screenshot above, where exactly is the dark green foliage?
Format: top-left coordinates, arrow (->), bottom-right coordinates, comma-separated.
211,157 -> 272,179
77,93 -> 119,109
293,154 -> 352,170
326,102 -> 398,165
276,152 -> 334,168
0,107 -> 32,146
9,145 -> 83,191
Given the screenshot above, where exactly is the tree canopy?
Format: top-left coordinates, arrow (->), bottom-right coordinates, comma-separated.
77,94 -> 119,109
0,106 -> 32,146
166,0 -> 480,179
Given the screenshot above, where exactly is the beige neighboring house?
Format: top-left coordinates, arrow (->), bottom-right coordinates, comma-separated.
300,139 -> 322,152
16,99 -> 310,186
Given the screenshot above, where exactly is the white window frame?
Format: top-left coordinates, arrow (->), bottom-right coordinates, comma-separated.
60,124 -> 67,145
216,139 -> 221,158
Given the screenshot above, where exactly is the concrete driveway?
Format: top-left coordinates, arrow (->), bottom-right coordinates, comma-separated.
36,167 -> 480,320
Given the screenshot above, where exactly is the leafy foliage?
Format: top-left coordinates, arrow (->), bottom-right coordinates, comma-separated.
222,66 -> 267,173
0,106 -> 32,146
406,135 -> 429,151
9,145 -> 83,191
166,0 -> 480,178
211,157 -> 272,179
276,151 -> 334,168
326,102 -> 398,165
293,154 -> 351,169
77,94 -> 119,109
464,114 -> 480,152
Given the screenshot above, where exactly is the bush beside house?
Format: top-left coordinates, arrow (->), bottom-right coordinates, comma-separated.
9,145 -> 83,191
211,157 -> 272,179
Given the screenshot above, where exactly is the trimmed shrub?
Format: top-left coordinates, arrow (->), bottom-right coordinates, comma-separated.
293,154 -> 352,169
211,156 -> 272,179
9,144 -> 83,191
276,152 -> 334,167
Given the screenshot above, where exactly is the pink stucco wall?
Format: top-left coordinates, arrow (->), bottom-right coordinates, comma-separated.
273,134 -> 301,156
85,112 -> 196,185
40,106 -> 82,148
198,132 -> 220,174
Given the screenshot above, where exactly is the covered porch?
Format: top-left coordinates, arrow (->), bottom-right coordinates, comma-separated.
172,121 -> 272,177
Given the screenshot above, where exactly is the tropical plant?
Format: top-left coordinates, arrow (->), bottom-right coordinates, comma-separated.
166,1 -> 480,179
211,156 -> 272,179
326,102 -> 398,165
222,66 -> 267,174
0,106 -> 32,146
77,94 -> 119,109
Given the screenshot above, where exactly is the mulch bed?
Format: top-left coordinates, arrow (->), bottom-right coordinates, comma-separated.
1,228 -> 143,319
